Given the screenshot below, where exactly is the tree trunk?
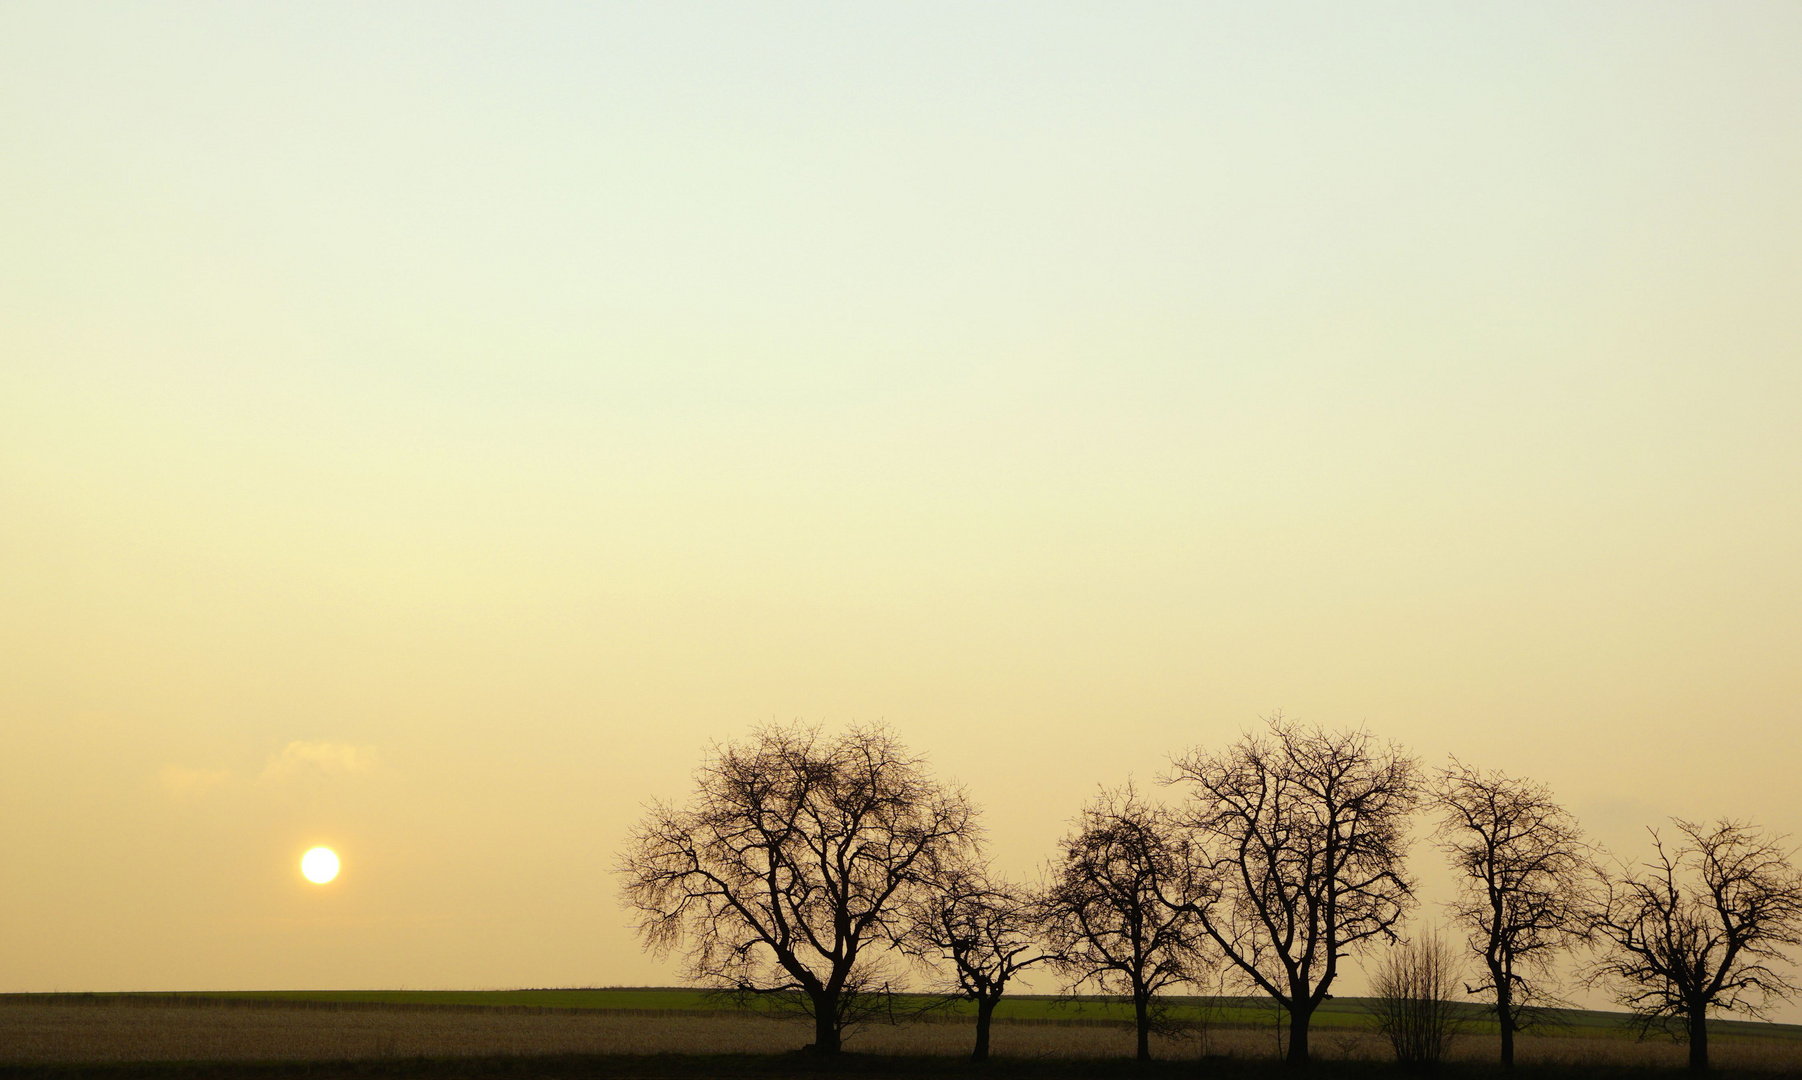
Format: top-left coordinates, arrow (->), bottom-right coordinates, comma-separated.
1134,991 -> 1152,1061
973,995 -> 996,1061
811,996 -> 841,1054
1286,1003 -> 1312,1067
1496,978 -> 1515,1070
1688,1005 -> 1708,1073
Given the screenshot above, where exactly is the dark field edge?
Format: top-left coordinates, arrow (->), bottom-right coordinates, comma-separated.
3,1054 -> 1802,1080
4,995 -> 1799,1042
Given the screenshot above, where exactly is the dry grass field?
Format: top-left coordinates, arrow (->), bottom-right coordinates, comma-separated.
2,1000 -> 1800,1071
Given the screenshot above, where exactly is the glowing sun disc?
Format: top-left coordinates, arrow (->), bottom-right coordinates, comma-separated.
301,847 -> 340,884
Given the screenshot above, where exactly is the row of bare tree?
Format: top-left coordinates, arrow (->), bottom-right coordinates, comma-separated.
617,718 -> 1802,1071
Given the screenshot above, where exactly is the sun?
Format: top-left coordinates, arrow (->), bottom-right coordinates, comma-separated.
301,846 -> 340,884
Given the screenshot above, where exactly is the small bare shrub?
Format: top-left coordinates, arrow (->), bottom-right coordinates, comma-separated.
1368,932 -> 1466,1069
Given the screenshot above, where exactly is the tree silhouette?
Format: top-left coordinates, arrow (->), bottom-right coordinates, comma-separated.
1587,819 -> 1802,1072
900,863 -> 1051,1060
1431,760 -> 1592,1069
617,722 -> 976,1053
1042,785 -> 1205,1061
1166,716 -> 1422,1066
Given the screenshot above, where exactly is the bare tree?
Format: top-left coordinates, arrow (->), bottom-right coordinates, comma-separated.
1586,819 -> 1802,1072
1042,785 -> 1205,1062
616,722 -> 977,1053
900,862 -> 1052,1060
1165,716 -> 1422,1066
1431,760 -> 1592,1069
1366,929 -> 1468,1070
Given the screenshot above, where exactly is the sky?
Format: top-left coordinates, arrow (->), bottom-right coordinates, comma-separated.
3,2 -> 1801,1012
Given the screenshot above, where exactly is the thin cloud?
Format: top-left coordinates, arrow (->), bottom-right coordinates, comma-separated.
158,741 -> 382,800
260,741 -> 380,780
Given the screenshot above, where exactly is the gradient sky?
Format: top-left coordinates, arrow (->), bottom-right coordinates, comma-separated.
3,2 -> 1801,1010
